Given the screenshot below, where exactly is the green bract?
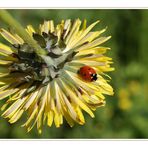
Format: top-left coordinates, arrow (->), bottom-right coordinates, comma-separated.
11,32 -> 77,89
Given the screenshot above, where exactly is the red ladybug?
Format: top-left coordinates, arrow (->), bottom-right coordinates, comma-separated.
78,65 -> 97,82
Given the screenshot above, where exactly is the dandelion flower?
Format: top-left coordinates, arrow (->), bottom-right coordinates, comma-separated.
0,19 -> 114,133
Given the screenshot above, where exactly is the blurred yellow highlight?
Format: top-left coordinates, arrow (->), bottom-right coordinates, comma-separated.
118,88 -> 132,110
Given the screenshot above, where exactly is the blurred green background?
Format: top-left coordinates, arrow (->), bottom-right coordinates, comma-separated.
0,9 -> 148,138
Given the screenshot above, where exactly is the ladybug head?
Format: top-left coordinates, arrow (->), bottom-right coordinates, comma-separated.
91,73 -> 97,81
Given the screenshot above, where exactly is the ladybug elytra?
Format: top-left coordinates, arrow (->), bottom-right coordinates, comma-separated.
78,65 -> 97,82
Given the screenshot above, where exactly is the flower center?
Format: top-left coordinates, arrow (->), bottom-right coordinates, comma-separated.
10,32 -> 77,85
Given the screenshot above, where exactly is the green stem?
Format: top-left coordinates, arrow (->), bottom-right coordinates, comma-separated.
0,10 -> 46,55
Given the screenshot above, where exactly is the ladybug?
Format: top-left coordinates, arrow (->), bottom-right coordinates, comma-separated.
78,65 -> 97,82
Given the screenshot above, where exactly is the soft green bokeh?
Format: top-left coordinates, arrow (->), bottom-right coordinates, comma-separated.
0,9 -> 147,138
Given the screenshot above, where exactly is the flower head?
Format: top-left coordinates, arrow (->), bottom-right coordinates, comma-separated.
0,19 -> 114,133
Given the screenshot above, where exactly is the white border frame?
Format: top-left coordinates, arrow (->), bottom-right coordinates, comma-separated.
0,139 -> 148,148
0,1 -> 148,147
0,0 -> 148,8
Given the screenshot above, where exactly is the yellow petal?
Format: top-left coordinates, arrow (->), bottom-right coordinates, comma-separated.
70,20 -> 100,48
71,60 -> 105,67
24,90 -> 39,110
0,59 -> 12,65
26,25 -> 35,36
54,108 -> 61,128
0,87 -> 19,100
60,79 -> 94,118
49,20 -> 55,33
9,109 -> 24,123
0,42 -> 15,55
65,19 -> 81,46
0,29 -> 22,44
37,114 -> 42,134
62,107 -> 74,127
22,105 -> 38,128
77,47 -> 110,56
74,106 -> 85,124
13,34 -> 24,44
76,36 -> 111,51
43,21 -> 50,34
63,19 -> 71,39
2,99 -> 23,118
47,110 -> 54,127
60,89 -> 77,121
